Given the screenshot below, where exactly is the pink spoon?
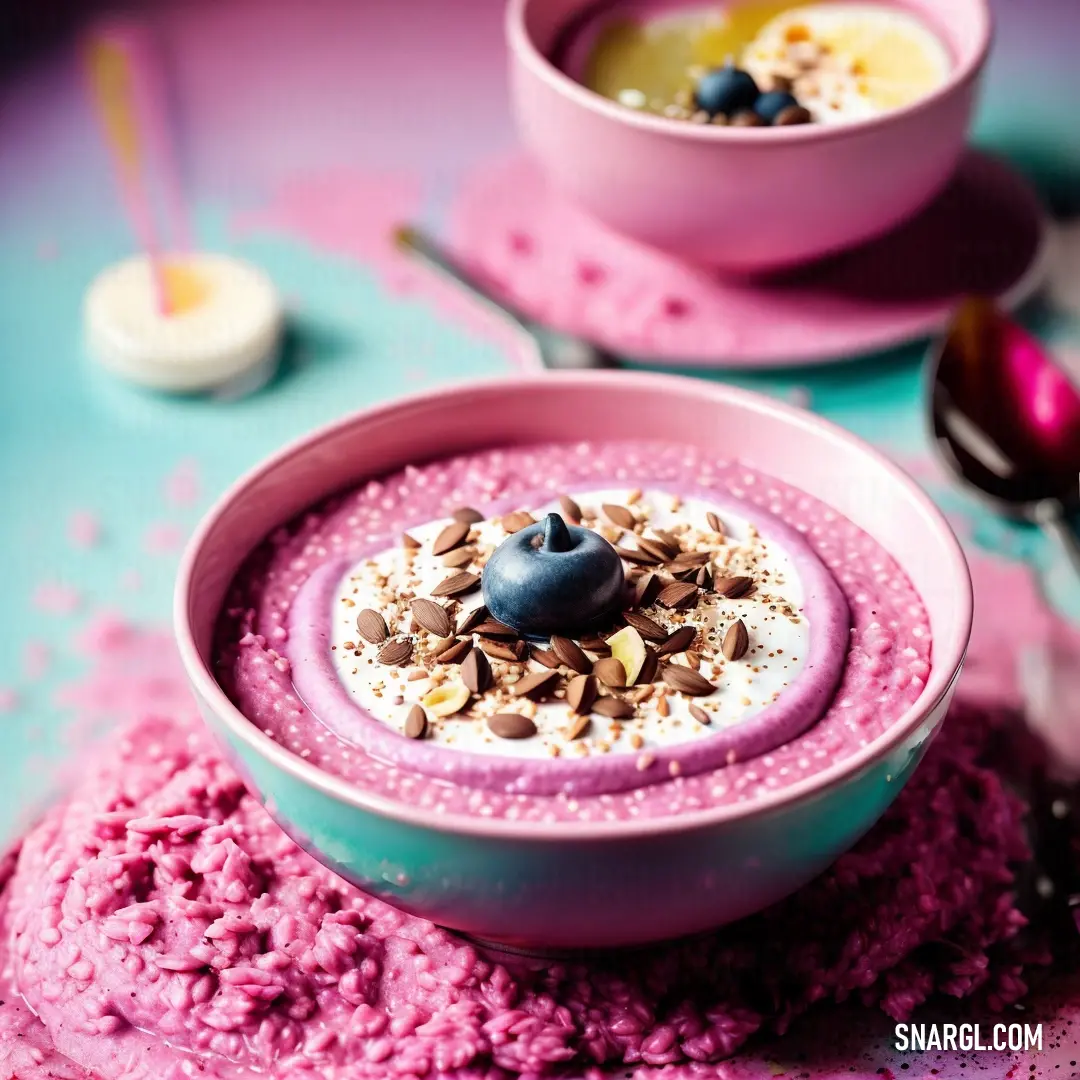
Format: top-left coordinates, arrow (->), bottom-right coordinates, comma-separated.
930,297 -> 1080,575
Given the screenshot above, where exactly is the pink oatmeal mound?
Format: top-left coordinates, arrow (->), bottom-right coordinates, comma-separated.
0,697 -> 1044,1079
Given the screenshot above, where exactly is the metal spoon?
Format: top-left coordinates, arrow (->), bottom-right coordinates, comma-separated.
394,225 -> 621,370
929,296 -> 1080,576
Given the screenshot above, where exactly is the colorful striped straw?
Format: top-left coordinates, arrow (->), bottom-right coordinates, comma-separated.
83,21 -> 193,315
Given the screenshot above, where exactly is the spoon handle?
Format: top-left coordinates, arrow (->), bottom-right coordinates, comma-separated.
394,226 -> 532,333
1036,500 -> 1080,581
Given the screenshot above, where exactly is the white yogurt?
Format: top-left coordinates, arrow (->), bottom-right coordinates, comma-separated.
328,489 -> 811,759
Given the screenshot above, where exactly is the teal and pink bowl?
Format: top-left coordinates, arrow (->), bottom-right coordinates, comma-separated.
175,372 -> 971,950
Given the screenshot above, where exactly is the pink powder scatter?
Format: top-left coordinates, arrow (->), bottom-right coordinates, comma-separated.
0,687 -> 18,714
163,458 -> 202,508
21,641 -> 50,681
30,581 -> 81,615
143,521 -> 186,554
237,169 -> 535,371
66,510 -> 101,549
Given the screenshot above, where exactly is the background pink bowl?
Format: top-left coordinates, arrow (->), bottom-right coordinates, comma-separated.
507,0 -> 992,273
176,373 -> 972,949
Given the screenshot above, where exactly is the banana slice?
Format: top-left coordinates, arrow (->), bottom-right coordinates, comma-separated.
742,3 -> 951,122
85,253 -> 284,394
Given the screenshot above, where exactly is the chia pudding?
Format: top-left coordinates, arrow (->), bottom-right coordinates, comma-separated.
216,440 -> 931,822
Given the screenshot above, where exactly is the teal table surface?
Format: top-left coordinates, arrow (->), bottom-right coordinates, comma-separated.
1,0 -> 1079,844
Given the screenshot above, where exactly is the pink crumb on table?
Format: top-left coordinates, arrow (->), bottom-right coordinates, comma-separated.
20,642 -> 49,681
66,510 -> 101,549
143,521 -> 186,553
237,168 -> 535,370
162,458 -> 202,507
30,581 -> 81,615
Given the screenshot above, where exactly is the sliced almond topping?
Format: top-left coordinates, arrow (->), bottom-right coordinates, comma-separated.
636,647 -> 660,685
479,638 -> 526,662
451,506 -> 485,524
487,713 -> 537,739
470,620 -> 518,639
578,634 -> 612,656
593,656 -> 628,688
401,532 -> 421,550
593,696 -> 634,720
706,511 -> 724,535
501,510 -> 535,534
441,547 -> 476,569
460,649 -> 492,694
456,606 -> 489,635
689,704 -> 712,726
410,598 -> 453,639
630,573 -> 662,609
551,636 -> 591,674
436,639 -> 472,665
566,674 -> 598,715
356,609 -> 390,644
637,537 -> 677,562
403,705 -> 429,739
602,504 -> 636,530
656,626 -> 696,657
530,647 -> 562,669
661,665 -> 716,697
622,610 -> 667,642
558,494 -> 583,522
377,638 -> 413,666
657,581 -> 699,610
616,546 -> 661,566
432,521 -> 471,557
513,670 -> 558,701
566,714 -> 591,741
431,571 -> 480,598
715,575 -> 754,599
722,619 -> 749,661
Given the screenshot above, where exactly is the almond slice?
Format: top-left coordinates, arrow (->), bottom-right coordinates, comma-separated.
356,609 -> 390,644
432,521 -> 471,556
403,705 -> 429,739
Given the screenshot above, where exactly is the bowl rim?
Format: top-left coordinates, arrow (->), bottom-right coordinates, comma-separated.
505,0 -> 993,146
175,370 -> 973,842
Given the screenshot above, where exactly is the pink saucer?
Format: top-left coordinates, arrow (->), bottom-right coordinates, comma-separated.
448,150 -> 1048,368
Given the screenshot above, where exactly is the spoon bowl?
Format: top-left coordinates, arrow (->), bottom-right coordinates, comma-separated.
929,296 -> 1080,569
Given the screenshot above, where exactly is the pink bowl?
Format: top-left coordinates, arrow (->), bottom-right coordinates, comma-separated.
176,372 -> 972,948
507,0 -> 992,273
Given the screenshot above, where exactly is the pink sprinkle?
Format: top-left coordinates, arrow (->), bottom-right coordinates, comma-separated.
22,641 -> 50,680
163,459 -> 202,508
0,687 -> 18,713
67,511 -> 101,549
75,611 -> 135,654
144,522 -> 186,554
31,581 -> 81,615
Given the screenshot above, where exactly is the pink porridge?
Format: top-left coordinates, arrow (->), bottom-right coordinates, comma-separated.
216,440 -> 931,820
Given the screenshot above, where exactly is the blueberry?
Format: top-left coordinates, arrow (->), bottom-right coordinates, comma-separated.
694,66 -> 760,118
754,90 -> 800,124
482,513 -> 625,639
